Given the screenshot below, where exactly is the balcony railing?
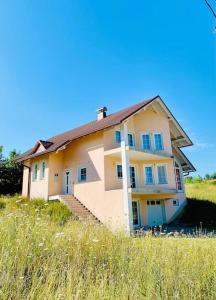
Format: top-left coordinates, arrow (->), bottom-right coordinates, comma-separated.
129,187 -> 178,195
104,146 -> 173,161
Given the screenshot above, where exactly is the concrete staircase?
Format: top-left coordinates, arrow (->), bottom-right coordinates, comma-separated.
59,195 -> 101,224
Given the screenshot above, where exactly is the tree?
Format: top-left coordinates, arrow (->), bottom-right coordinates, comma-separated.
211,172 -> 216,180
204,173 -> 211,180
0,146 -> 23,195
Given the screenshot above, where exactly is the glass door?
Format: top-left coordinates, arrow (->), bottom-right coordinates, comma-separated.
130,166 -> 136,188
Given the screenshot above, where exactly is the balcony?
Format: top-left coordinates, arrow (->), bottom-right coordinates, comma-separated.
129,187 -> 177,195
104,146 -> 173,161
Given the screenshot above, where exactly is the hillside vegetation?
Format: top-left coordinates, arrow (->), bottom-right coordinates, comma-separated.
178,181 -> 216,228
0,196 -> 216,299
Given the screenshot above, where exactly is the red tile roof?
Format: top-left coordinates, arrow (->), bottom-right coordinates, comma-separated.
16,96 -> 158,162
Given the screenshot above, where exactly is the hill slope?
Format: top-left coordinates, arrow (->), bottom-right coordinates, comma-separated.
0,196 -> 216,299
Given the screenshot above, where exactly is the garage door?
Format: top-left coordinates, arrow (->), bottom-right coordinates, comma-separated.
147,200 -> 164,226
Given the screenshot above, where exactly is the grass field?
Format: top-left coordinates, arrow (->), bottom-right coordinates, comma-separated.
185,181 -> 216,203
178,181 -> 216,228
0,195 -> 216,299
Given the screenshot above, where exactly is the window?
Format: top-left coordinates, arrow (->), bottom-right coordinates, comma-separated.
144,166 -> 154,185
130,166 -> 136,188
117,164 -> 123,179
173,199 -> 179,206
33,164 -> 38,181
142,134 -> 151,151
175,163 -> 182,190
157,165 -> 167,184
132,201 -> 139,226
78,167 -> 87,182
154,133 -> 164,151
41,161 -> 46,179
115,130 -> 121,144
128,133 -> 135,147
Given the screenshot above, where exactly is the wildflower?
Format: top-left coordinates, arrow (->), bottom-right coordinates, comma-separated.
19,276 -> 24,279
38,243 -> 44,247
92,239 -> 99,243
55,232 -> 64,238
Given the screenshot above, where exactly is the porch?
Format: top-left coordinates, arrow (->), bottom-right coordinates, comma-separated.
130,195 -> 181,229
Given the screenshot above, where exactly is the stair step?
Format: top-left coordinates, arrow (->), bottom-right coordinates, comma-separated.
59,195 -> 101,224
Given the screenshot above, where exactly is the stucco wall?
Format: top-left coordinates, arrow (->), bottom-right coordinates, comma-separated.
105,157 -> 176,191
104,108 -> 172,154
30,156 -> 49,199
48,152 -> 63,196
22,166 -> 29,197
132,192 -> 186,226
21,104 -> 188,229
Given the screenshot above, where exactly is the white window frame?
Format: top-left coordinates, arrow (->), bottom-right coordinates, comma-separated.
78,166 -> 87,182
140,132 -> 151,151
143,165 -> 154,185
128,133 -> 135,147
116,163 -> 123,180
40,161 -> 46,180
132,199 -> 141,228
174,160 -> 183,191
33,163 -> 38,181
115,130 -> 121,144
156,164 -> 168,185
153,132 -> 164,151
129,164 -> 138,188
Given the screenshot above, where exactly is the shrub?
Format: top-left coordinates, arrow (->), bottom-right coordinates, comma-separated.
0,200 -> 6,209
45,201 -> 72,225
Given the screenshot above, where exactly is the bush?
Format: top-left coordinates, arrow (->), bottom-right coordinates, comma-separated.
45,201 -> 72,225
0,200 -> 6,209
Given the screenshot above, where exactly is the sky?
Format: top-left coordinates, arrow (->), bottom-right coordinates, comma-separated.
0,0 -> 215,176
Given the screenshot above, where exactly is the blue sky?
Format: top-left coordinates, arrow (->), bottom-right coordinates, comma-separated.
0,0 -> 215,176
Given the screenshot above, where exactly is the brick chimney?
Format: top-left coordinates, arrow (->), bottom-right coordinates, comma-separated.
96,106 -> 107,121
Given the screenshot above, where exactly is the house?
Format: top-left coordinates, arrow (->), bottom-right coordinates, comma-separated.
17,95 -> 195,231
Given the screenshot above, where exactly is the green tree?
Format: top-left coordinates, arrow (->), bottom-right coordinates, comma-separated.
211,172 -> 216,180
0,146 -> 23,195
204,173 -> 211,180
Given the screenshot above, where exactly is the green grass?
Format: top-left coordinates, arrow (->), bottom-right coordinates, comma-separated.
1,196 -> 216,299
185,181 -> 216,203
177,181 -> 216,228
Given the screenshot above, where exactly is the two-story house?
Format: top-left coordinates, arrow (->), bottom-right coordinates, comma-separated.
17,96 -> 195,231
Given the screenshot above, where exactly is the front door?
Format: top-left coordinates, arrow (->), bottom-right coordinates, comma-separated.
147,200 -> 164,226
63,170 -> 72,195
130,166 -> 136,188
132,200 -> 140,228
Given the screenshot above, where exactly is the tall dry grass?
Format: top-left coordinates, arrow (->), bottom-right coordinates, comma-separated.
0,196 -> 216,299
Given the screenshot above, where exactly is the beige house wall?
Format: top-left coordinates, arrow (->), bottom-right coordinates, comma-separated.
104,108 -> 172,154
29,155 -> 49,199
105,157 -> 176,191
21,105 -> 188,229
22,166 -> 29,197
48,152 -> 63,196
